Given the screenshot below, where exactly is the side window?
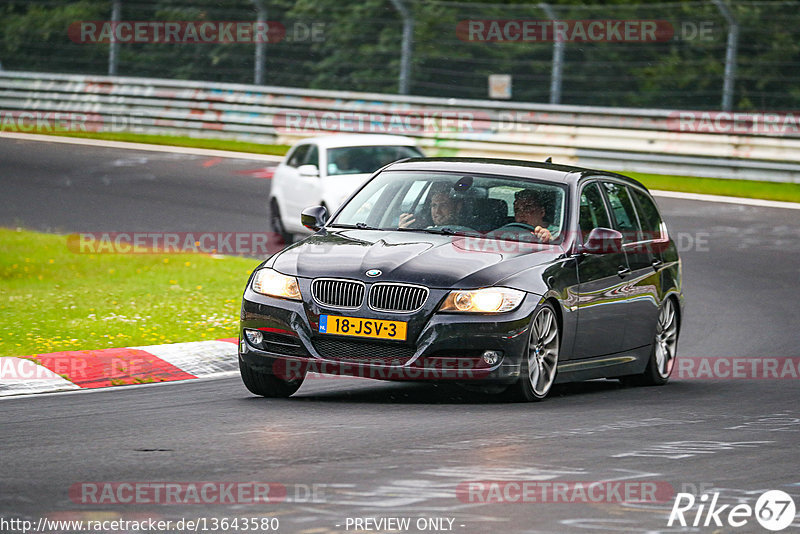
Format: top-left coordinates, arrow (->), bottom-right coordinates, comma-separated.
286,144 -> 310,168
579,182 -> 611,241
630,188 -> 663,241
399,180 -> 428,213
303,144 -> 319,168
602,182 -> 641,242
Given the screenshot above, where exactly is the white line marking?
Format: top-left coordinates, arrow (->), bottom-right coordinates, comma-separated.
651,189 -> 800,210
0,132 -> 284,162
0,371 -> 240,400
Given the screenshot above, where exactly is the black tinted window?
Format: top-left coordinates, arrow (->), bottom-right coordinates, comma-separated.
327,146 -> 422,176
602,182 -> 641,241
579,182 -> 611,241
630,188 -> 663,239
303,144 -> 319,167
286,144 -> 311,168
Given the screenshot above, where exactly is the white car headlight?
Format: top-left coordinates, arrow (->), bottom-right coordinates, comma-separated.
251,268 -> 301,300
439,287 -> 525,313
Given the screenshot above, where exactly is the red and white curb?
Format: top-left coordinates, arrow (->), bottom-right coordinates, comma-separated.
0,338 -> 239,397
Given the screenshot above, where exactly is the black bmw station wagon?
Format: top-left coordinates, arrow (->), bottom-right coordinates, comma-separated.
238,158 -> 682,401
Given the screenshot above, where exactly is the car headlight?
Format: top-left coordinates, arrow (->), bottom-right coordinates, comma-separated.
251,268 -> 302,300
439,287 -> 525,313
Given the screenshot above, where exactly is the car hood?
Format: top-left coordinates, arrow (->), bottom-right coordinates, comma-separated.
321,174 -> 373,209
271,229 -> 564,289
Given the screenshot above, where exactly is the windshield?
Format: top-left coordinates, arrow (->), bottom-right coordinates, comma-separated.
326,146 -> 423,176
330,171 -> 568,243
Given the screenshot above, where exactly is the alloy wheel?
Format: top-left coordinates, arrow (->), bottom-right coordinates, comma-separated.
654,299 -> 678,378
527,306 -> 560,397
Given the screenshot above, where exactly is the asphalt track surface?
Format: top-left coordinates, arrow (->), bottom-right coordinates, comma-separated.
1,137 -> 799,533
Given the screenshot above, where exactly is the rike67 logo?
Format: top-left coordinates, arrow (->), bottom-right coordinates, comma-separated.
668,490 -> 796,531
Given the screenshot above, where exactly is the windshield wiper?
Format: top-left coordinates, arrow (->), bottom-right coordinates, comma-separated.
328,222 -> 378,230
395,227 -> 460,236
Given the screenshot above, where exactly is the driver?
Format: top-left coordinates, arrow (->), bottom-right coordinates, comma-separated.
399,184 -> 464,228
503,189 -> 552,243
333,151 -> 357,173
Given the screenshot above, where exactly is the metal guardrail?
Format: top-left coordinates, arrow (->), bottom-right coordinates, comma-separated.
2,71 -> 799,182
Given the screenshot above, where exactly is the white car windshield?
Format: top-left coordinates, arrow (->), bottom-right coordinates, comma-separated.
326,146 -> 423,176
330,171 -> 567,242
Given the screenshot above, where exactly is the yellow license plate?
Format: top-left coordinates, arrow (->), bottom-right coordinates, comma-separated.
319,315 -> 407,341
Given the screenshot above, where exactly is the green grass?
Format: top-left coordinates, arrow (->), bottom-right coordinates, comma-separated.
0,228 -> 261,357
625,172 -> 800,203
31,130 -> 290,157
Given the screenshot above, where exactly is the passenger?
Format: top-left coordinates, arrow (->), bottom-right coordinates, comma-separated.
399,184 -> 464,228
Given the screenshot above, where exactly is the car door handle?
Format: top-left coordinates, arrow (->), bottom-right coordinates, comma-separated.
617,266 -> 631,278
651,258 -> 663,270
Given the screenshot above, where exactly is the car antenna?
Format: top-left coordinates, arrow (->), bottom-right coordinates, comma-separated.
545,157 -> 552,163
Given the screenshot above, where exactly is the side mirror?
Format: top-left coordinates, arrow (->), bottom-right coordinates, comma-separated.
298,164 -> 319,178
582,227 -> 623,254
301,205 -> 328,231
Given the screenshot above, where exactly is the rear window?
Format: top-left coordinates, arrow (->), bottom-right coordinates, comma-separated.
327,146 -> 423,176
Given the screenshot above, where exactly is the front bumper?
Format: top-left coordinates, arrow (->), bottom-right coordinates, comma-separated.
239,286 -> 540,384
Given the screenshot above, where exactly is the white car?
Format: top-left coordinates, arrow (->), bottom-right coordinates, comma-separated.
269,134 -> 423,241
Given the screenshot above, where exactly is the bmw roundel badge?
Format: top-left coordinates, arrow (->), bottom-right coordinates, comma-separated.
366,269 -> 382,277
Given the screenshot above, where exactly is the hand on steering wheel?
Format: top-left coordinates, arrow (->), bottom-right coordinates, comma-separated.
503,222 -> 551,243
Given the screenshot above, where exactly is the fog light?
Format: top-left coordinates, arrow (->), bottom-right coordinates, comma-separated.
245,329 -> 263,346
482,350 -> 502,365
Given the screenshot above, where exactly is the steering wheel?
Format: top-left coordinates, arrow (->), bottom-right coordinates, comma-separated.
502,222 -> 538,231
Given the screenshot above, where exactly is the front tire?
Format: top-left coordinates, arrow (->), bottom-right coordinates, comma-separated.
504,302 -> 560,402
269,198 -> 293,246
239,358 -> 305,398
622,298 -> 679,387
